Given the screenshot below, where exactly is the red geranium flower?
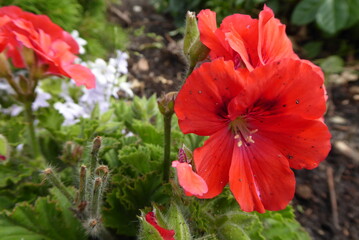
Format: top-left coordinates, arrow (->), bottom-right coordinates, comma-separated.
0,6 -> 95,88
145,212 -> 175,240
174,58 -> 331,213
197,5 -> 298,71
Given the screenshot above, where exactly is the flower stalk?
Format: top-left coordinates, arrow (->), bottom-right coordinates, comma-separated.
43,168 -> 74,203
157,92 -> 177,182
24,100 -> 41,159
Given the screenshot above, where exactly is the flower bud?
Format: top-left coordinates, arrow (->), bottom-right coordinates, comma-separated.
183,11 -> 209,74
183,11 -> 199,56
0,134 -> 10,164
157,91 -> 177,116
0,53 -> 12,78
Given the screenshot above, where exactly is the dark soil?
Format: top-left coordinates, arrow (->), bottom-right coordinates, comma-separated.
110,1 -> 359,239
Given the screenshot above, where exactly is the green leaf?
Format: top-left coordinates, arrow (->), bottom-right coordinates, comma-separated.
166,204 -> 192,240
319,55 -> 344,74
346,0 -> 359,27
215,211 -> 264,240
256,206 -> 311,240
0,161 -> 34,188
131,120 -> 163,146
100,109 -> 114,123
0,197 -> 85,240
316,0 -> 349,34
103,171 -> 170,236
302,41 -> 323,59
291,0 -> 324,25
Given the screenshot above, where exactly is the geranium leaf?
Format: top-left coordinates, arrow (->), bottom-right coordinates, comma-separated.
316,0 -> 349,34
291,0 -> 324,25
255,206 -> 311,240
0,196 -> 85,240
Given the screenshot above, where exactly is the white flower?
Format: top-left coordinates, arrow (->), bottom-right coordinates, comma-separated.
109,50 -> 129,75
54,101 -> 88,126
1,104 -> 23,116
71,30 -> 87,55
32,88 -> 51,111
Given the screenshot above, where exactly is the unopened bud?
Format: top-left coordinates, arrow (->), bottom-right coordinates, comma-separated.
43,167 -> 74,203
183,11 -> 199,56
61,141 -> 83,165
95,165 -> 109,177
0,134 -> 10,164
183,11 -> 209,75
0,53 -> 12,78
157,91 -> 177,116
92,136 -> 102,155
178,144 -> 193,164
22,47 -> 35,69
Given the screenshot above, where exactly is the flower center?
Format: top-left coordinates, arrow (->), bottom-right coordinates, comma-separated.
230,117 -> 258,147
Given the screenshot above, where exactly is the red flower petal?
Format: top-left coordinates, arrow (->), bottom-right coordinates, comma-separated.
0,6 -> 94,88
257,5 -> 298,65
175,59 -> 245,136
193,127 -> 235,198
145,212 -> 175,240
255,115 -> 331,169
197,10 -> 233,60
243,59 -> 326,119
63,64 -> 96,89
229,135 -> 295,213
172,161 -> 208,196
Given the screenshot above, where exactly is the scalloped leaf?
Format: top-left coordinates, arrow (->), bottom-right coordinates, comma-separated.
0,197 -> 85,240
256,206 -> 311,240
0,161 -> 34,188
103,171 -> 171,236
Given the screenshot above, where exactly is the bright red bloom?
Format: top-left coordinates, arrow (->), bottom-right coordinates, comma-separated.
145,212 -> 175,240
174,58 -> 331,213
197,5 -> 298,71
0,6 -> 95,88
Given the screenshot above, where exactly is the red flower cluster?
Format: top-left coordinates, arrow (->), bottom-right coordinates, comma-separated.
0,6 -> 95,88
173,6 -> 331,213
145,212 -> 175,240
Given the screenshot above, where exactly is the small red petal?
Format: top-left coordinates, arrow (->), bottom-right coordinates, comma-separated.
145,212 -> 175,240
172,161 -> 208,196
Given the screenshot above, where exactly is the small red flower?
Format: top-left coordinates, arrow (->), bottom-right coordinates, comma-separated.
145,212 -> 175,240
0,6 -> 95,88
174,58 -> 331,213
197,5 -> 298,71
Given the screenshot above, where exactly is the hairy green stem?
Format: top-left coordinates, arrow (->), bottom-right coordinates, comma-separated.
90,177 -> 102,218
163,114 -> 173,182
44,168 -> 74,203
24,101 -> 41,159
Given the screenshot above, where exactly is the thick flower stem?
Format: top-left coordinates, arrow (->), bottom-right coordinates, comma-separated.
23,101 -> 41,160
163,114 -> 173,182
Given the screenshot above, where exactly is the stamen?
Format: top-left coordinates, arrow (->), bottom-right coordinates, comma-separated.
230,117 -> 257,147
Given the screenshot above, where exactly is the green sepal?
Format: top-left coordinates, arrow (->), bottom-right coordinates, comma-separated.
138,210 -> 164,240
